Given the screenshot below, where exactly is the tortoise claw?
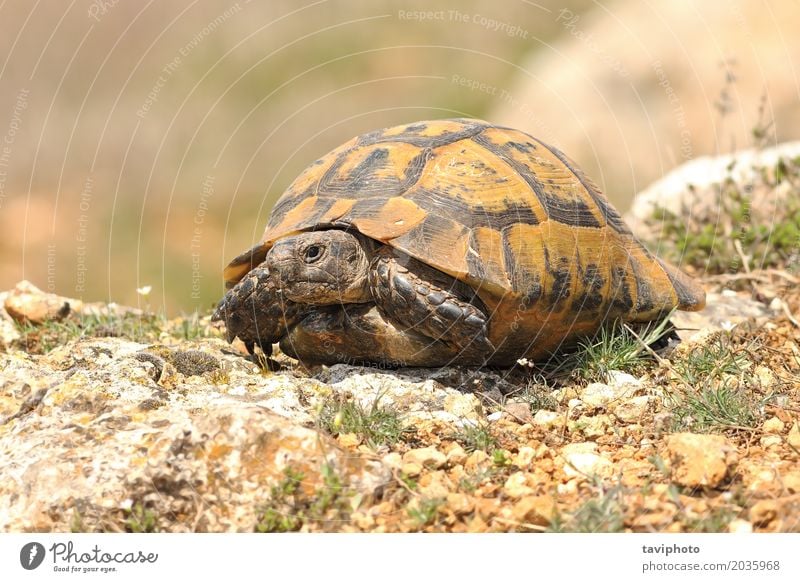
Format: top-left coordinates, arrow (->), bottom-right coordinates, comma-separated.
214,264 -> 305,352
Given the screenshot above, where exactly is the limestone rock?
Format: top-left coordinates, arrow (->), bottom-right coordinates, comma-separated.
533,410 -> 564,429
614,396 -> 651,423
761,416 -> 784,434
402,447 -> 446,471
665,433 -> 737,488
3,280 -> 80,324
512,495 -> 557,527
561,443 -> 614,480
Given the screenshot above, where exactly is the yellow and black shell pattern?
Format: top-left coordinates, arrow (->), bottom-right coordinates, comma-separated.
224,118 -> 705,360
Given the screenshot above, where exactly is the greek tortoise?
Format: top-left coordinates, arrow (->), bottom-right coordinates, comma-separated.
213,118 -> 705,367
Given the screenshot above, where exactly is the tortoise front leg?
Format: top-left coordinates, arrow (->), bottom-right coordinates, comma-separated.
212,264 -> 305,355
368,247 -> 495,361
280,304 -> 469,367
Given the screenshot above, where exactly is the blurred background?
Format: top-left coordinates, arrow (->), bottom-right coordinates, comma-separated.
1,0 -> 798,314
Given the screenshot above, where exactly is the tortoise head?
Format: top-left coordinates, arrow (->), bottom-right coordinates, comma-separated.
266,230 -> 372,305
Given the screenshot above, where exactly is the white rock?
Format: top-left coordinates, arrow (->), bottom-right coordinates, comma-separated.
402,447 -> 447,470
532,410 -> 563,429
728,519 -> 753,534
614,396 -> 651,423
629,141 -> 800,222
563,452 -> 614,479
606,371 -> 641,388
503,472 -> 534,499
762,417 -> 784,434
579,383 -> 618,407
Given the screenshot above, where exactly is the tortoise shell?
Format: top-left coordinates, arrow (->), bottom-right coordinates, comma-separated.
224,118 -> 705,360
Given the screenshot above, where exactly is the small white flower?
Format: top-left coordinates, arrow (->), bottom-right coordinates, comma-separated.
137,285 -> 152,297
720,320 -> 735,332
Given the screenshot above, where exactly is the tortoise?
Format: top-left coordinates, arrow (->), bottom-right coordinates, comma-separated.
213,118 -> 705,367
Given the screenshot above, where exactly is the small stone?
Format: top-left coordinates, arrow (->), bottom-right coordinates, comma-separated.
579,383 -> 619,407
728,518 -> 753,534
403,447 -> 446,470
613,396 -> 651,423
512,495 -> 557,526
653,412 -> 674,433
418,471 -> 450,498
401,462 -> 423,477
503,472 -> 534,499
486,411 -> 503,422
465,450 -> 490,471
753,366 -> 777,390
749,500 -> 778,526
562,451 -> 613,479
782,472 -> 800,494
336,433 -> 360,448
4,280 -> 80,324
533,410 -> 563,429
503,401 -> 534,424
787,424 -> 800,449
762,417 -> 785,434
665,433 -> 736,488
445,443 -> 467,465
512,446 -> 536,470
443,393 -> 481,419
574,414 -> 611,437
446,493 -> 474,516
759,435 -> 782,449
606,370 -> 641,387
382,452 -> 402,470
562,441 -> 598,455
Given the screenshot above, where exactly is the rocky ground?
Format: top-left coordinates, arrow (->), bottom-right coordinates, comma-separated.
2,149 -> 800,533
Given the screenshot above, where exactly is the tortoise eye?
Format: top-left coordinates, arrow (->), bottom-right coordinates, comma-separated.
304,244 -> 324,263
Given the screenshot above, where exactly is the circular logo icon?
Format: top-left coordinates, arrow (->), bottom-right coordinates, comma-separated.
20,542 -> 46,570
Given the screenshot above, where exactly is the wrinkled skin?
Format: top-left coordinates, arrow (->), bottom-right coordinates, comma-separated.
213,230 -> 494,364
211,265 -> 305,356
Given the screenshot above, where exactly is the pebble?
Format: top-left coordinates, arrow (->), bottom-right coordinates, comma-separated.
762,417 -> 784,434
503,402 -> 534,424
562,442 -> 598,455
749,499 -> 778,526
401,462 -> 423,477
579,383 -> 621,408
787,424 -> 800,449
382,452 -> 402,470
728,518 -> 753,534
759,435 -> 782,449
402,446 -> 446,470
665,433 -> 736,488
574,414 -> 611,437
562,450 -> 614,479
533,410 -> 563,429
443,393 -> 481,419
782,471 -> 800,494
4,280 -> 79,324
336,433 -> 360,448
606,370 -> 641,388
503,472 -> 535,499
512,495 -> 557,526
465,450 -> 490,471
445,443 -> 467,465
512,446 -> 536,470
446,493 -> 474,516
614,396 -> 651,423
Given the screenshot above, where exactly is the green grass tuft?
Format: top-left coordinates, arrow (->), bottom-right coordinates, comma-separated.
317,392 -> 407,448
565,317 -> 674,383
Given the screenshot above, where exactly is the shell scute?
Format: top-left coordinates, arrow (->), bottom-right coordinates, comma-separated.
223,118 -> 706,360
